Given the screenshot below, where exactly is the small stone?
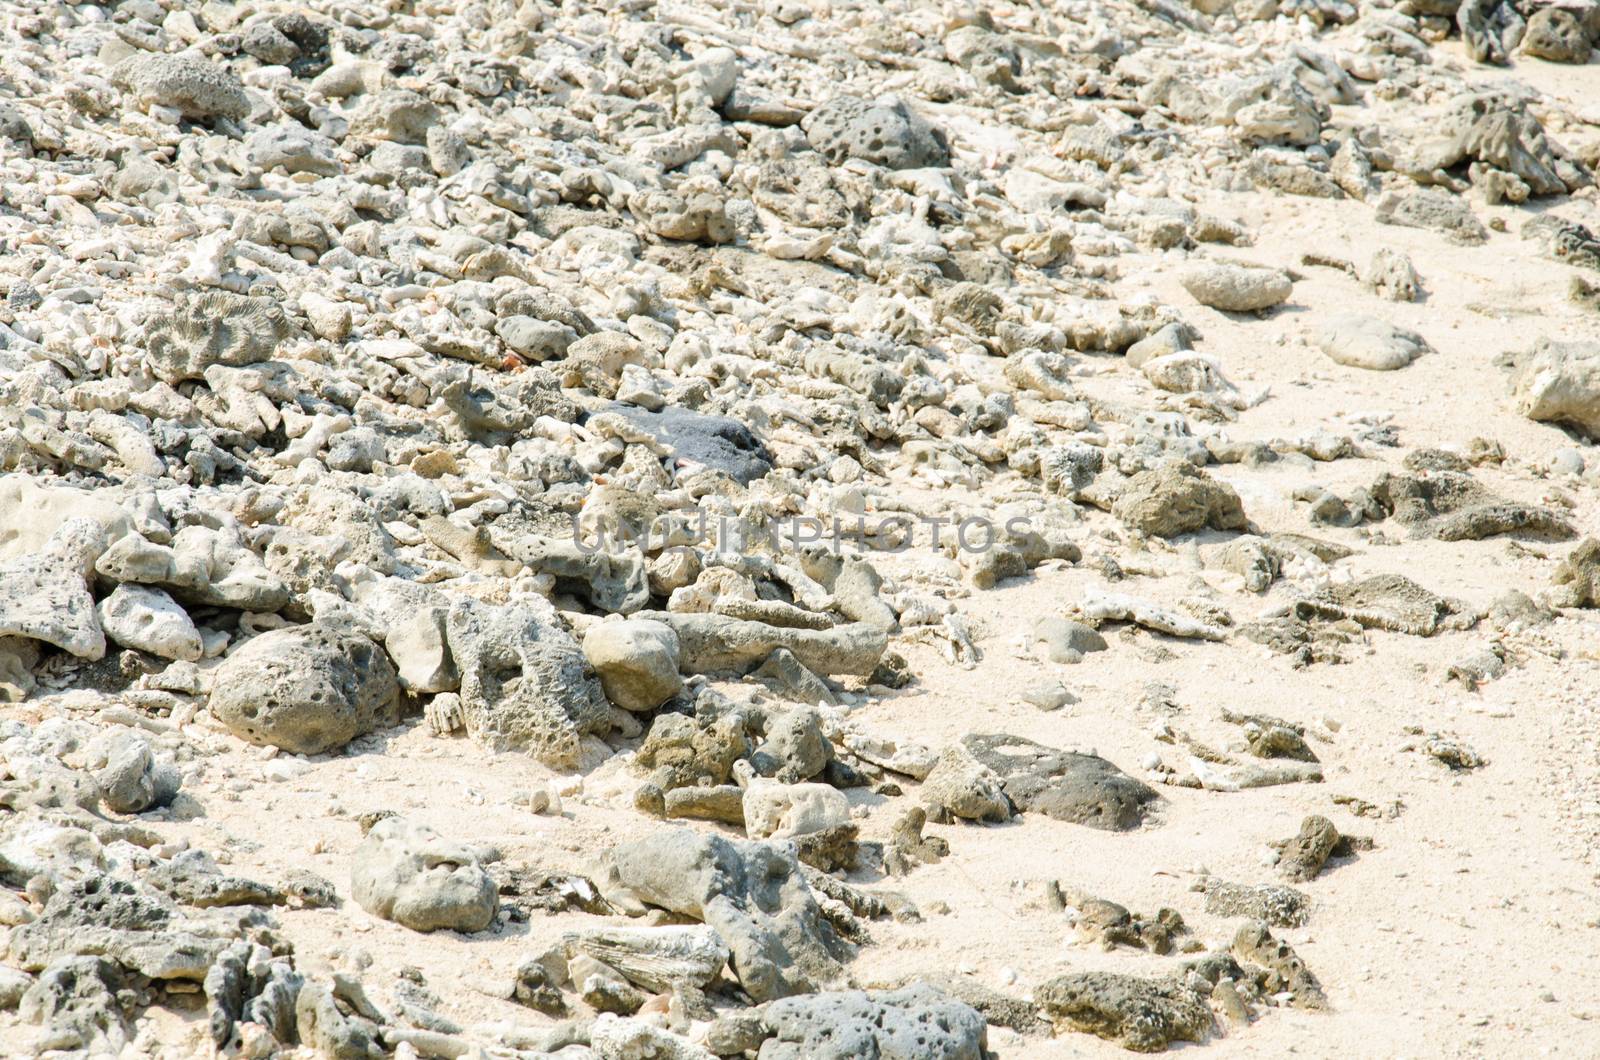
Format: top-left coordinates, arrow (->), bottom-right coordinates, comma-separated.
1179,261 -> 1293,312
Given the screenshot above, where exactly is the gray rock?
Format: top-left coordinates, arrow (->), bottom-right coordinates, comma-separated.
961,733 -> 1158,830
801,95 -> 950,170
562,925 -> 729,993
365,141 -> 430,185
245,124 -> 342,176
1035,971 -> 1211,1051
281,870 -> 340,910
348,88 -> 439,143
630,189 -> 736,244
1179,261 -> 1292,311
1377,188 -> 1487,244
1511,338 -> 1600,439
426,124 -> 471,176
0,518 -> 106,661
1459,0 -> 1523,64
722,87 -> 805,125
19,956 -> 130,1052
204,939 -> 301,1048
1552,537 -> 1600,607
1222,73 -> 1326,145
1368,470 -> 1574,542
1522,7 -> 1591,62
1020,679 -> 1076,710
497,315 -> 577,361
1003,168 -> 1105,213
634,711 -> 750,792
1032,617 -> 1107,663
1551,448 -> 1587,476
349,576 -> 457,694
1294,573 -> 1455,636
444,597 -> 612,768
111,152 -> 179,206
325,427 -> 387,473
111,53 -> 250,122
920,743 -> 1012,822
583,619 -> 683,711
144,291 -> 291,385
798,552 -> 896,632
757,983 -> 988,1059
241,21 -> 301,65
86,728 -> 181,814
637,612 -> 886,677
0,104 -> 34,149
1317,313 -> 1428,370
750,648 -> 837,706
589,1015 -> 712,1058
1276,814 -> 1341,881
489,530 -> 650,615
0,751 -> 101,812
0,636 -> 37,703
1363,248 -> 1420,302
9,875 -> 226,980
97,525 -> 291,613
0,965 -> 32,1009
1113,461 -> 1248,538
752,706 -> 831,783
1421,93 -> 1582,199
296,980 -> 381,1058
664,784 -> 746,824
883,807 -> 948,875
96,584 -> 202,662
351,817 -> 497,933
599,829 -> 850,1002
0,477 -> 133,563
1231,920 -> 1326,1009
605,405 -> 773,484
1124,322 -> 1194,369
1200,879 -> 1312,927
145,850 -> 284,908
208,621 -> 400,755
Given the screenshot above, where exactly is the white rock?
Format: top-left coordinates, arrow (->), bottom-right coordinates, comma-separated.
97,583 -> 203,662
582,619 -> 682,711
1316,314 -> 1428,371
742,781 -> 850,839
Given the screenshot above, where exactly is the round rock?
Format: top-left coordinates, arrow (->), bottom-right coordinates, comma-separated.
801,94 -> 950,170
582,619 -> 682,711
1316,313 -> 1428,371
1179,262 -> 1292,312
208,622 -> 399,755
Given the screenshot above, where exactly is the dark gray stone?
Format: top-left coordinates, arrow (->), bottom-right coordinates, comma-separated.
961,733 -> 1158,830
